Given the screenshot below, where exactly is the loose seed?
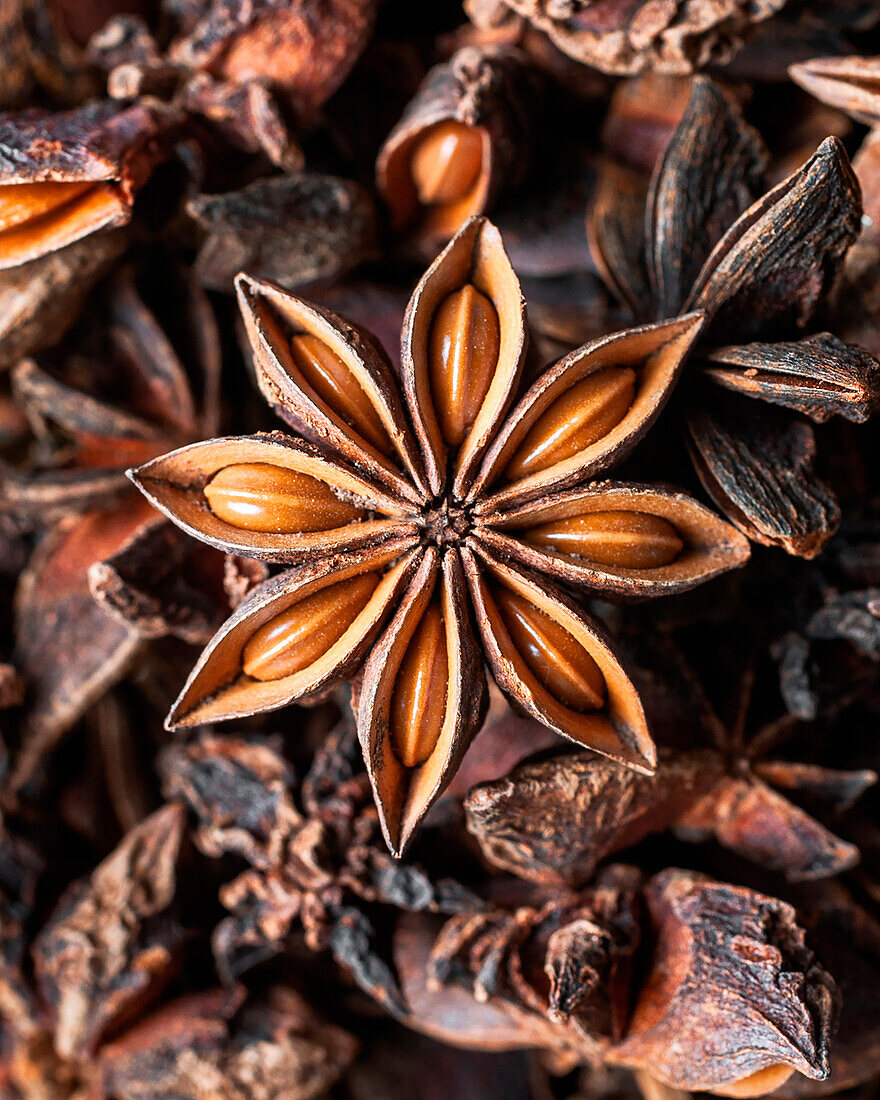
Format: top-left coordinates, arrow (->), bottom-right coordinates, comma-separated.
492,584 -> 605,711
525,510 -> 684,568
390,601 -> 449,767
0,181 -> 95,232
204,463 -> 364,533
289,333 -> 393,455
410,120 -> 484,206
428,284 -> 500,447
506,367 -> 637,479
242,572 -> 381,681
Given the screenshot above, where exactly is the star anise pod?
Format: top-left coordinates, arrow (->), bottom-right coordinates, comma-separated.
130,215 -> 750,854
0,98 -> 173,270
465,643 -> 876,885
464,0 -> 787,76
396,866 -> 839,1096
589,75 -> 880,557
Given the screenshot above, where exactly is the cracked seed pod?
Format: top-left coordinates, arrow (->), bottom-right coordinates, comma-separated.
377,45 -> 541,254
589,75 -> 876,557
0,99 -> 173,269
129,216 -> 749,855
479,0 -> 786,76
608,869 -> 839,1097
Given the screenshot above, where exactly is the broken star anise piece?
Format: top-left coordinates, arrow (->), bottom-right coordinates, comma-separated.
607,869 -> 839,1097
130,216 -> 749,855
589,76 -> 879,557
0,98 -> 172,270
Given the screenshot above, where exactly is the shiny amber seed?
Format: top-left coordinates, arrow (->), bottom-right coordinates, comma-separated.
410,120 -> 484,206
242,572 -> 381,681
390,601 -> 449,767
0,181 -> 94,232
204,463 -> 364,533
525,510 -> 684,568
492,585 -> 605,711
289,333 -> 393,455
428,284 -> 500,447
506,367 -> 637,479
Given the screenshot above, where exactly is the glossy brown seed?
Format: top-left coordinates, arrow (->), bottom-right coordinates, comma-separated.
506,367 -> 637,479
390,601 -> 449,767
289,333 -> 393,455
525,510 -> 684,568
409,120 -> 484,206
492,585 -> 605,711
204,463 -> 365,533
0,181 -> 95,232
242,572 -> 381,681
428,284 -> 500,447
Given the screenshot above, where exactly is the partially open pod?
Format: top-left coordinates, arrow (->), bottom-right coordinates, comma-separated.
0,100 -> 166,269
462,542 -> 654,773
236,274 -> 427,501
401,216 -> 527,498
376,46 -> 537,255
476,482 -> 750,598
471,314 -> 704,510
129,435 -> 417,562
357,548 -> 488,856
608,869 -> 837,1094
701,335 -> 880,424
167,542 -> 420,727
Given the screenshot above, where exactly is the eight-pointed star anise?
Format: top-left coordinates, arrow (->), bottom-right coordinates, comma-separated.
130,216 -> 749,855
589,76 -> 880,558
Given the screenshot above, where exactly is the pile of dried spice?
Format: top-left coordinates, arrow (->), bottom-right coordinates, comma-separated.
3,1 -> 880,1098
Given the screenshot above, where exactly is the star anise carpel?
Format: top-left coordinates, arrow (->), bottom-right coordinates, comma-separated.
589,75 -> 880,558
129,215 -> 750,856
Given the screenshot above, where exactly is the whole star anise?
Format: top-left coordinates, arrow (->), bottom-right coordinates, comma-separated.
130,216 -> 750,854
589,76 -> 880,557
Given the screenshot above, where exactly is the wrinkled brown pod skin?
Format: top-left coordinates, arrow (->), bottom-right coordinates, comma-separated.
608,870 -> 838,1094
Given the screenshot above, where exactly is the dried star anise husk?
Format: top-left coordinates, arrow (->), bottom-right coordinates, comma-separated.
130,215 -> 750,854
160,723 -> 482,1012
91,0 -> 377,172
605,869 -> 838,1096
589,75 -> 880,557
465,0 -> 787,76
395,866 -> 838,1096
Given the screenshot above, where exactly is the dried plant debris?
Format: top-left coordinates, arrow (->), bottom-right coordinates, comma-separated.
0,7 -> 878,1099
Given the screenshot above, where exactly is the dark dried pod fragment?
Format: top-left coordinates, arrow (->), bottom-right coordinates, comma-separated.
465,750 -> 724,885
486,0 -> 786,75
702,334 -> 880,423
608,869 -> 839,1096
377,45 -> 541,253
187,174 -> 378,294
686,391 -> 840,558
168,0 -> 377,126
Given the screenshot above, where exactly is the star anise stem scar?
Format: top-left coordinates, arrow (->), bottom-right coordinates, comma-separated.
129,217 -> 749,855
